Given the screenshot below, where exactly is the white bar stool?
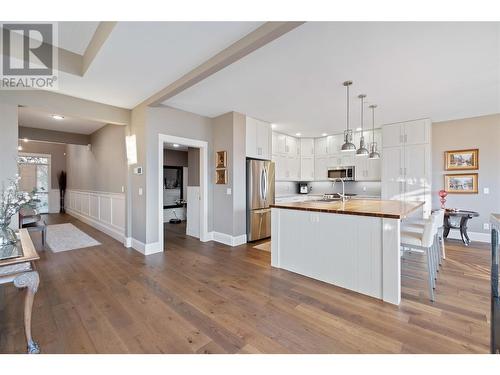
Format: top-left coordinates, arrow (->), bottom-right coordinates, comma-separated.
401,212 -> 440,301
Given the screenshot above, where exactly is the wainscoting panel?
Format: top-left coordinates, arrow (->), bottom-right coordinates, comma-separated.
66,189 -> 125,243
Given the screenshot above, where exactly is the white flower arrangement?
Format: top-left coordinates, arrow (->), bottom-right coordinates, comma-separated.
0,175 -> 39,245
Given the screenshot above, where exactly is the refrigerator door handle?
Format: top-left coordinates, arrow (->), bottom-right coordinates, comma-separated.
263,167 -> 268,203
260,168 -> 265,201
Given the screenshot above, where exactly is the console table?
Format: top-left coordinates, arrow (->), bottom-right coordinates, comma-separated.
443,209 -> 480,246
0,229 -> 40,353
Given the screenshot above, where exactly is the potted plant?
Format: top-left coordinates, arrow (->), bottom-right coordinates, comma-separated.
58,171 -> 67,213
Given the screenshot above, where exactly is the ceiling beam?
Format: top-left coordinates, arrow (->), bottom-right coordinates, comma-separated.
82,22 -> 117,75
139,21 -> 305,108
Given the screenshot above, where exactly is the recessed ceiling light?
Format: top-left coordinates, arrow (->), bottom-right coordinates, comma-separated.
172,144 -> 180,148
52,114 -> 64,120
23,138 -> 28,143
17,145 -> 23,151
271,124 -> 277,129
295,133 -> 301,137
321,133 -> 328,137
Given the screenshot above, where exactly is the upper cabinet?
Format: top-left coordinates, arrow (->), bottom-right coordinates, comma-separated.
246,116 -> 271,160
382,119 -> 430,148
300,138 -> 314,157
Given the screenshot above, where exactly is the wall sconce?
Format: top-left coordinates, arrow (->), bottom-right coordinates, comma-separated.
125,134 -> 137,165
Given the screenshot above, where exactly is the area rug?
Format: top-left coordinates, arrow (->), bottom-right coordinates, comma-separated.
46,223 -> 101,253
253,241 -> 271,252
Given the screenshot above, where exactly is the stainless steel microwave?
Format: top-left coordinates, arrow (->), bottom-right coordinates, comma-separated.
327,166 -> 355,181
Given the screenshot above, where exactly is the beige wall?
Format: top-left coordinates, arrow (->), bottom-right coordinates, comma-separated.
432,114 -> 500,234
20,141 -> 67,189
66,124 -> 127,193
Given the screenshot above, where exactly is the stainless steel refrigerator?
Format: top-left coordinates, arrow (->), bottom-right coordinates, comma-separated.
246,159 -> 275,242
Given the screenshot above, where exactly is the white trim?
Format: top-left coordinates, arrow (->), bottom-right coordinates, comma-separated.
66,207 -> 124,243
158,134 -> 209,252
65,189 -> 126,246
130,238 -> 163,255
124,237 -> 132,248
209,231 -> 247,247
446,230 -> 490,243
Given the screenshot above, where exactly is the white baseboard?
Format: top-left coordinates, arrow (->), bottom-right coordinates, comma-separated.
66,208 -> 125,244
209,231 -> 247,247
130,238 -> 163,255
124,237 -> 132,248
446,230 -> 490,243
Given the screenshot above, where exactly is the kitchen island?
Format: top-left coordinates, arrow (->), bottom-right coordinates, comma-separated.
270,199 -> 424,305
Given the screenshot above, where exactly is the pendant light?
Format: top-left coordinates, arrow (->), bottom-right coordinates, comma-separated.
356,94 -> 369,156
368,104 -> 381,159
341,80 -> 356,152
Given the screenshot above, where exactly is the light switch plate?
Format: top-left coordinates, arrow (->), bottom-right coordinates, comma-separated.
226,188 -> 232,195
138,188 -> 143,196
483,187 -> 489,194
484,223 -> 490,230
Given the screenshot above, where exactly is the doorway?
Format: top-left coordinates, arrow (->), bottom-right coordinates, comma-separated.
17,153 -> 51,214
158,134 -> 209,251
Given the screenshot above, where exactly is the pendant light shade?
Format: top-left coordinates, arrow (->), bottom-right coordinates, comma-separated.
356,94 -> 369,156
368,104 -> 381,159
341,81 -> 356,152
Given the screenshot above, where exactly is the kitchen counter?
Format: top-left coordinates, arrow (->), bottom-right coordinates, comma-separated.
271,198 -> 425,305
271,199 -> 423,219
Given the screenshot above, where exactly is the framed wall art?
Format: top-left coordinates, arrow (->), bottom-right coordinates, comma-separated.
444,173 -> 478,194
215,169 -> 228,185
444,149 -> 478,170
216,151 -> 227,169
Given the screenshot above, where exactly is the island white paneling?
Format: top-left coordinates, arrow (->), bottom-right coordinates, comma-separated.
65,189 -> 126,243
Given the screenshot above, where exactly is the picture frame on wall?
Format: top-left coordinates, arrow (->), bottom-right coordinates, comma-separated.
444,173 -> 478,194
444,149 -> 479,170
216,151 -> 227,169
215,169 -> 227,185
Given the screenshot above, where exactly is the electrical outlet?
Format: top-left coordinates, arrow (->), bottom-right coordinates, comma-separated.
484,223 -> 490,230
121,186 -> 125,193
362,186 -> 367,192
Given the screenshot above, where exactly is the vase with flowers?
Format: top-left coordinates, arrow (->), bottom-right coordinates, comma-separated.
0,176 -> 39,246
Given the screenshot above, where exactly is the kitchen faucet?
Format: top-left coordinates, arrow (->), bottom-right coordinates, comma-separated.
331,177 -> 347,202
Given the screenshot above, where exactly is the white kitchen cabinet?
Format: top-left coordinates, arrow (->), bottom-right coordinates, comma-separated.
382,119 -> 430,148
314,156 -> 329,181
273,132 -> 287,154
381,119 -> 431,217
287,155 -> 300,180
286,136 -> 299,156
314,137 -> 329,156
355,156 -> 382,181
300,156 -> 314,181
300,138 -> 314,157
246,117 -> 271,160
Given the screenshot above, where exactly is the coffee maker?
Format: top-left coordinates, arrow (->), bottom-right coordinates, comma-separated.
298,182 -> 311,194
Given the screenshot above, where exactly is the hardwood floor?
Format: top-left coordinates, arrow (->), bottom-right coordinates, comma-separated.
0,214 -> 491,353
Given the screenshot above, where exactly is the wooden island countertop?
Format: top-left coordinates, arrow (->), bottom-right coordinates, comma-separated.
270,199 -> 424,219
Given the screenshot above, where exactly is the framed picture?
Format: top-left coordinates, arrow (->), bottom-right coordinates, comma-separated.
216,151 -> 227,168
215,169 -> 227,184
444,173 -> 478,194
444,149 -> 478,170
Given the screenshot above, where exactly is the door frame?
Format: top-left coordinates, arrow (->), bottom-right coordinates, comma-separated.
158,134 -> 209,250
